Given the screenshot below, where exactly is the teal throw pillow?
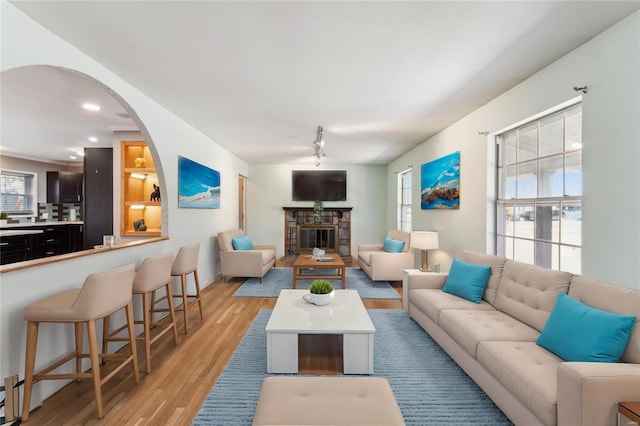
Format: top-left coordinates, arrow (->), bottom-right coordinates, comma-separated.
536,293 -> 636,362
441,258 -> 491,303
232,234 -> 254,250
382,236 -> 405,253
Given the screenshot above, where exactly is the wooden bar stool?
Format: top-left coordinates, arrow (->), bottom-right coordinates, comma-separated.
171,243 -> 204,334
103,253 -> 179,374
21,264 -> 139,421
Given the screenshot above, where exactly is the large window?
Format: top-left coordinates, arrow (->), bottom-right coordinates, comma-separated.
497,103 -> 582,273
398,168 -> 412,231
1,170 -> 37,215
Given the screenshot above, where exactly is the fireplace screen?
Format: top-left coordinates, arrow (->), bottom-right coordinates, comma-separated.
297,225 -> 338,254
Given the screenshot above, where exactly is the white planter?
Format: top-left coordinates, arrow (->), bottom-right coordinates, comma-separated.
310,290 -> 334,306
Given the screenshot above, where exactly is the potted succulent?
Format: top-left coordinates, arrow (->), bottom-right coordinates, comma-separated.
0,212 -> 8,225
313,200 -> 323,224
308,279 -> 335,305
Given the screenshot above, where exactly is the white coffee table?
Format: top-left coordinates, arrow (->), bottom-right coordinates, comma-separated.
266,289 -> 375,374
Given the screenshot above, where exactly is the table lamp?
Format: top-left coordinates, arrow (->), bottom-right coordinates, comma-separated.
410,231 -> 439,272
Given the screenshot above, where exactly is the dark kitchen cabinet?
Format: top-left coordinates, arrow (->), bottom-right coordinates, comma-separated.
67,224 -> 84,253
1,224 -> 85,265
84,148 -> 113,249
34,226 -> 63,258
58,223 -> 83,254
0,234 -> 33,265
47,171 -> 83,203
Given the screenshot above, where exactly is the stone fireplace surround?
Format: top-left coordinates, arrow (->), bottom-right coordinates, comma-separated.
283,207 -> 352,261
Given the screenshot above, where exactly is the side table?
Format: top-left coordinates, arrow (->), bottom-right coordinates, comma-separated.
618,401 -> 640,426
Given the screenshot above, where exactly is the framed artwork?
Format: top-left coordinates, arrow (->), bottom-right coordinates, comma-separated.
421,151 -> 460,209
178,155 -> 221,209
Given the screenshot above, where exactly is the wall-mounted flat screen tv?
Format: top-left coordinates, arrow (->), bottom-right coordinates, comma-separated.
292,170 -> 347,201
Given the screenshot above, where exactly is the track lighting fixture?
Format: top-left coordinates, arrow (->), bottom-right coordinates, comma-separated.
314,126 -> 325,167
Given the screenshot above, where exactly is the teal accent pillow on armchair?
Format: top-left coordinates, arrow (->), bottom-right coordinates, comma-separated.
536,292 -> 636,362
232,234 -> 254,250
442,258 -> 491,303
382,236 -> 405,253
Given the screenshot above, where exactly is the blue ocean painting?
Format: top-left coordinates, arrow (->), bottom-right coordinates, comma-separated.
421,151 -> 460,209
178,156 -> 221,209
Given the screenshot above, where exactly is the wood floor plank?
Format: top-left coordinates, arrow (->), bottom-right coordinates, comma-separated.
21,260 -> 402,425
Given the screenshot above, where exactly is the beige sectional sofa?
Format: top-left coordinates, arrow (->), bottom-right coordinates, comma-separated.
403,250 -> 640,426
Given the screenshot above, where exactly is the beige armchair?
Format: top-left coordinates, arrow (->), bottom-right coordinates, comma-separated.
357,230 -> 414,282
217,229 -> 276,283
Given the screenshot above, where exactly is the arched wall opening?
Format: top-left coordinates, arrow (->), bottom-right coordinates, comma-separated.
0,65 -> 168,266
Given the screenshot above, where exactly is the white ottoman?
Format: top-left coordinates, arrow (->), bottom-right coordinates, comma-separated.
252,376 -> 405,426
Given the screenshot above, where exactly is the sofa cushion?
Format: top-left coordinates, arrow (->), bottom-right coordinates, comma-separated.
458,250 -> 507,306
382,236 -> 404,253
439,309 -> 540,358
218,228 -> 244,252
409,289 -> 495,324
257,249 -> 276,266
536,293 -> 636,363
442,258 -> 491,303
569,275 -> 640,364
495,259 -> 572,332
232,234 -> 254,250
478,341 -> 561,426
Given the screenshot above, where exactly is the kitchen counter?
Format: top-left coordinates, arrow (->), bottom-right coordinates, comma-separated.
0,229 -> 44,237
0,221 -> 84,228
0,222 -> 84,265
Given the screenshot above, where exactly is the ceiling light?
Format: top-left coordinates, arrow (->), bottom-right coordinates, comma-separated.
69,155 -> 77,160
82,103 -> 101,111
313,126 -> 325,167
73,149 -> 85,157
130,173 -> 146,179
88,136 -> 98,142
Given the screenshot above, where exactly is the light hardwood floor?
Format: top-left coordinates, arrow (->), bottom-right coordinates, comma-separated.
21,261 -> 403,425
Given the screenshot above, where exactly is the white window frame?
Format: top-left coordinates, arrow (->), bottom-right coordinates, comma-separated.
0,168 -> 38,216
496,99 -> 582,273
397,167 -> 412,232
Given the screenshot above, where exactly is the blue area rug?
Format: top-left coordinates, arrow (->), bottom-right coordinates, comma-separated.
193,309 -> 512,425
232,267 -> 401,300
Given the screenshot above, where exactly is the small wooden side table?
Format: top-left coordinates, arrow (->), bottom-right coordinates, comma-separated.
618,401 -> 640,426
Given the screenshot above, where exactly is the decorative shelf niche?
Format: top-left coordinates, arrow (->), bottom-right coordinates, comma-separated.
120,141 -> 161,237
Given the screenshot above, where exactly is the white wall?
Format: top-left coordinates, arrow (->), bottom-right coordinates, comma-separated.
388,11 -> 640,290
247,164 -> 388,257
1,3 -> 248,406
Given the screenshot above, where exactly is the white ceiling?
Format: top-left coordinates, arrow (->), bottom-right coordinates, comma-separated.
2,1 -> 639,166
1,66 -> 137,164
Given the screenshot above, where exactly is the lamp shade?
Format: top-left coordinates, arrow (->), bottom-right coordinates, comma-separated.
410,231 -> 439,250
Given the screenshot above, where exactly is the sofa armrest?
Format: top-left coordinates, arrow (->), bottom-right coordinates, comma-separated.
557,362 -> 640,426
367,252 -> 414,281
358,244 -> 383,252
253,244 -> 276,252
402,271 -> 448,311
220,250 -> 269,277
